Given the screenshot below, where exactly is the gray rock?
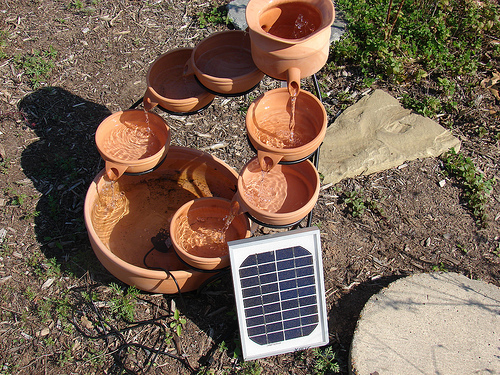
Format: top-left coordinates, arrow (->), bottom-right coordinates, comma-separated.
319,89 -> 461,184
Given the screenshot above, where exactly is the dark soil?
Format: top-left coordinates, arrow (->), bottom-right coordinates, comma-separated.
0,1 -> 499,374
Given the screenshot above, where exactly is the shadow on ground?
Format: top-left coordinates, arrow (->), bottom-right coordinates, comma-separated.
19,87 -> 113,279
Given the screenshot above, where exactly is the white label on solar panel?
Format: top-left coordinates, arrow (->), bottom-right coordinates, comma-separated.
228,227 -> 328,361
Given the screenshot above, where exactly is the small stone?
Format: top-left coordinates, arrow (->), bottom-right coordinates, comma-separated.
12,251 -> 23,259
37,327 -> 50,337
443,233 -> 452,240
438,179 -> 446,187
41,277 -> 55,289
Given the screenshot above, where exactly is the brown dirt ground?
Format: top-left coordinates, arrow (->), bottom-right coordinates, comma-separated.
0,1 -> 499,374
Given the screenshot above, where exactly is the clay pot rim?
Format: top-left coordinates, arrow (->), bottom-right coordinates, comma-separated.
237,158 -> 320,219
246,0 -> 335,44
145,48 -> 214,105
95,109 -> 171,165
192,30 -> 262,82
170,197 -> 250,269
84,146 -> 239,280
246,87 -> 327,155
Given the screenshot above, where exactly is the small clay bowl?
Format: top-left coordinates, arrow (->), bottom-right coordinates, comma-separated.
143,48 -> 215,114
95,109 -> 171,180
170,197 -> 251,270
246,87 -> 327,171
237,157 -> 319,226
190,30 -> 264,95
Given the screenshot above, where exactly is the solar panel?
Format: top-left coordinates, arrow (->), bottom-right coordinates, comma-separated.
229,227 -> 328,360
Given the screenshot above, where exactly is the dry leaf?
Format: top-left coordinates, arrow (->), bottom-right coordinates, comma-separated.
481,70 -> 500,101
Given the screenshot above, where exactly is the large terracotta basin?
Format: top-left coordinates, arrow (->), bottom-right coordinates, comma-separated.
84,146 -> 239,294
246,87 -> 327,171
237,157 -> 319,226
190,30 -> 264,95
143,48 -> 215,114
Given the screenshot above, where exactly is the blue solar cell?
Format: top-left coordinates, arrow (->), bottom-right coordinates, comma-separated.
296,265 -> 314,277
277,259 -> 295,270
240,276 -> 259,288
299,295 -> 316,306
260,282 -> 278,294
285,327 -> 303,340
283,317 -> 301,329
279,269 -> 296,280
251,334 -> 268,345
276,248 -> 294,260
262,292 -> 279,305
259,272 -> 278,284
300,305 -> 318,317
301,314 -> 319,326
280,288 -> 298,301
246,315 -> 265,327
293,246 -> 309,257
263,302 -> 281,314
267,321 -> 283,333
239,266 -> 258,278
258,262 -> 276,274
241,254 -> 257,267
245,305 -> 263,318
256,251 -> 275,264
248,325 -> 266,337
242,285 -> 261,298
295,255 -> 313,267
243,296 -> 263,307
298,285 -> 316,297
297,275 -> 315,287
281,298 -> 299,310
267,331 -> 284,343
265,311 -> 283,323
301,324 -> 316,337
282,308 -> 300,320
279,279 -> 297,291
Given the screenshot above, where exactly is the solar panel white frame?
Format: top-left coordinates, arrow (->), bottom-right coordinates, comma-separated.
228,227 -> 328,361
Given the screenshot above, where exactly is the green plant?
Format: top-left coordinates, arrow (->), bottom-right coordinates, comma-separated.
443,148 -> 495,226
331,0 -> 500,80
311,346 -> 340,374
15,46 -> 57,88
401,94 -> 441,118
0,157 -> 10,174
170,308 -> 186,336
109,283 -> 140,321
343,190 -> 366,217
240,361 -> 263,375
432,262 -> 448,272
197,5 -> 231,28
6,188 -> 28,206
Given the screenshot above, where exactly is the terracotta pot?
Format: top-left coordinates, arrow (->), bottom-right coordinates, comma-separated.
187,30 -> 264,95
246,0 -> 335,94
143,48 -> 215,113
84,146 -> 240,294
246,87 -> 327,171
236,157 -> 319,226
95,109 -> 171,181
170,197 -> 251,270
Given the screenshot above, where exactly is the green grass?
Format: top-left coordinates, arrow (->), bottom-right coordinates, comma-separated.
109,283 -> 140,321
331,0 -> 500,81
197,5 -> 232,28
15,46 -> 57,88
443,148 -> 495,226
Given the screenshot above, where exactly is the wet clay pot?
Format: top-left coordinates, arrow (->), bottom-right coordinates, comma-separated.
170,197 -> 251,270
236,157 -> 319,226
95,109 -> 171,181
246,0 -> 335,94
143,48 -> 215,113
84,146 -> 240,294
246,87 -> 327,171
188,30 -> 264,95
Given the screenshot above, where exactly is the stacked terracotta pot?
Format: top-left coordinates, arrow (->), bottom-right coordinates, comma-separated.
235,0 -> 335,227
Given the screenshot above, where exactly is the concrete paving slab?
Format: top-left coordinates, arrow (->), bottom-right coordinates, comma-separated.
350,272 -> 500,375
